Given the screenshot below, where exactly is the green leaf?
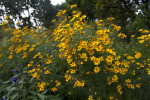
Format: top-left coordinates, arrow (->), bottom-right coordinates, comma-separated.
27,96 -> 38,100
3,80 -> 10,84
41,89 -> 49,94
37,94 -> 45,100
47,94 -> 62,100
6,86 -> 16,91
10,93 -> 19,100
30,91 -> 38,95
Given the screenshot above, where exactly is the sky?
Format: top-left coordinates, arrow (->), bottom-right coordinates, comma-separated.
51,0 -> 66,5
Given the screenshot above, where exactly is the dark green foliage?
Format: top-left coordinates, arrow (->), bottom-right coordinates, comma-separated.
66,0 -> 150,41
66,0 -> 97,20
0,0 -> 58,28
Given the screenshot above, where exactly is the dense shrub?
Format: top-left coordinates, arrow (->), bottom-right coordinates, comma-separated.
0,5 -> 150,100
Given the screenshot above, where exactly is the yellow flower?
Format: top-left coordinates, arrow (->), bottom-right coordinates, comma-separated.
139,40 -> 144,43
44,70 -> 50,74
0,64 -> 3,67
88,95 -> 93,100
51,19 -> 56,23
112,74 -> 118,83
118,33 -> 127,38
136,84 -> 141,88
33,52 -> 43,59
36,82 -> 46,92
90,56 -> 95,61
70,4 -> 77,9
16,22 -> 21,25
22,52 -> 27,58
9,55 -> 13,59
93,66 -> 100,73
134,52 -> 142,59
5,16 -> 10,20
51,87 -> 57,92
70,69 -> 76,74
29,47 -> 34,52
97,97 -> 101,100
80,15 -> 86,21
125,79 -> 131,83
111,24 -> 121,31
70,62 -> 76,67
74,21 -> 83,31
142,30 -> 149,33
127,56 -> 134,59
45,59 -> 52,64
110,96 -> 114,100
107,17 -> 114,21
55,80 -> 61,87
80,53 -> 88,61
117,85 -> 123,95
27,63 -> 32,67
148,70 -> 150,75
86,72 -> 90,75
68,92 -> 71,95
106,55 -> 113,64
132,71 -> 136,75
93,58 -> 101,65
95,44 -> 103,52
131,35 -> 135,37
138,29 -> 143,32
126,84 -> 135,89
65,74 -> 72,82
31,72 -> 37,78
1,22 -> 7,25
73,80 -> 85,88
97,20 -> 103,25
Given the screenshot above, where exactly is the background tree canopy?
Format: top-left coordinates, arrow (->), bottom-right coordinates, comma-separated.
0,0 -> 149,36
66,0 -> 150,39
0,0 -> 58,28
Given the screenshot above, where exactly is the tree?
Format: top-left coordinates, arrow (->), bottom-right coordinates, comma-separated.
66,0 -> 97,20
0,0 -> 58,28
66,0 -> 150,40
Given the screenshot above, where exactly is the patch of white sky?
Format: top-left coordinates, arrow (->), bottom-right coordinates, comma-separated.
51,0 -> 66,5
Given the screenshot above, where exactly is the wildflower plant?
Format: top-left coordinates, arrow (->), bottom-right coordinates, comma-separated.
0,4 -> 150,100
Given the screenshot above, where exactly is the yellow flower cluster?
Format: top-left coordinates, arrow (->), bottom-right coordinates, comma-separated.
118,33 -> 127,39
51,87 -> 57,92
36,82 -> 49,92
0,7 -> 149,99
88,95 -> 93,100
138,29 -> 150,44
49,9 -> 150,98
1,22 -> 7,26
126,84 -> 135,89
70,4 -> 77,9
107,74 -> 118,85
111,24 -> 121,31
134,52 -> 142,59
56,10 -> 67,17
117,85 -> 123,95
73,80 -> 85,88
33,52 -> 43,59
107,17 -> 115,21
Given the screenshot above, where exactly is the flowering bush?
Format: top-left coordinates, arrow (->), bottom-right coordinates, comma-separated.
0,5 -> 150,100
